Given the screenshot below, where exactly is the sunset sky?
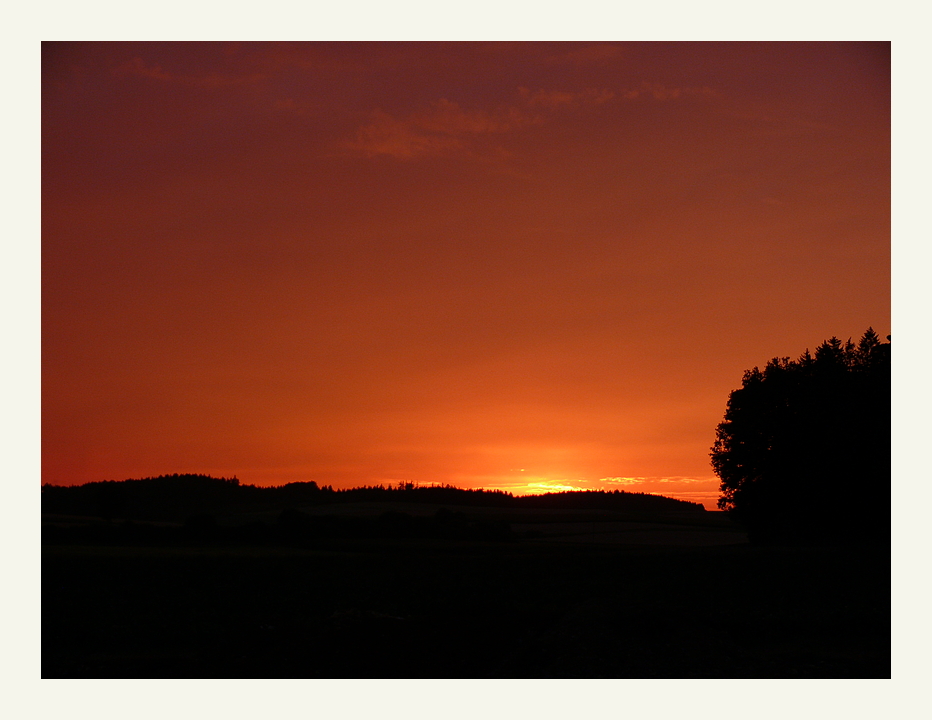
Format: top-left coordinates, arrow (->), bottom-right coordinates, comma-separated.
41,42 -> 890,508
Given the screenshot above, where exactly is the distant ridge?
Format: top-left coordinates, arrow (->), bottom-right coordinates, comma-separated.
42,474 -> 703,521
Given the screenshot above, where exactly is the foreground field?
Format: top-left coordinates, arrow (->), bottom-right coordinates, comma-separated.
42,506 -> 889,678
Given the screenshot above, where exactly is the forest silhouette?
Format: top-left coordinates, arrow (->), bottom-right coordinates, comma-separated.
42,475 -> 703,546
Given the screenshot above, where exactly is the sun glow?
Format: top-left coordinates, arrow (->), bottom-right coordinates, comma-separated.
483,476 -> 589,496
468,471 -> 723,508
525,480 -> 585,493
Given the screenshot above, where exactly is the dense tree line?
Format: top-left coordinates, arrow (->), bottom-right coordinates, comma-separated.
42,474 -> 702,523
513,489 -> 704,512
42,474 -> 253,521
711,328 -> 890,544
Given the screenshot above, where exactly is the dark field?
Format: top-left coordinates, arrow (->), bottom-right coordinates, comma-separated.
42,505 -> 890,679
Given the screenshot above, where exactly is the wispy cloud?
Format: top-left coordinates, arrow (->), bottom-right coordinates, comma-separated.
526,480 -> 588,493
416,98 -> 522,134
518,87 -> 615,109
623,82 -> 717,101
347,87 -> 616,160
346,98 -> 537,159
599,476 -> 648,485
655,477 -> 711,484
347,78 -> 719,160
599,475 -> 713,485
349,107 -> 470,159
113,57 -> 265,88
113,57 -> 173,82
344,74 -> 716,160
546,44 -> 625,66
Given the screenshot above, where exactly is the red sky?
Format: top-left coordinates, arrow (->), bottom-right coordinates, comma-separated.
41,42 -> 890,508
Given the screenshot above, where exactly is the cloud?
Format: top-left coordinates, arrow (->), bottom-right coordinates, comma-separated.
415,98 -> 519,135
349,108 -> 467,159
654,477 -> 710,484
347,77 -> 712,162
623,82 -> 717,101
598,476 -> 648,485
249,45 -> 326,73
348,87 -> 614,160
519,87 -> 615,109
546,44 -> 625,66
112,57 -> 264,88
599,475 -> 712,485
347,98 -> 537,159
113,57 -> 173,82
526,480 -> 588,493
521,88 -> 576,108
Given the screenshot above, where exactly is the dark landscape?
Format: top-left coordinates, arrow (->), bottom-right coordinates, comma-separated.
42,476 -> 889,679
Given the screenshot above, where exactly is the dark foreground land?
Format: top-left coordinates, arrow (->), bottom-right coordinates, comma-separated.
42,500 -> 890,679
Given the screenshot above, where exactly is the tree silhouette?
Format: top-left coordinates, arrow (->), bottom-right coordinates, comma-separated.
711,329 -> 890,544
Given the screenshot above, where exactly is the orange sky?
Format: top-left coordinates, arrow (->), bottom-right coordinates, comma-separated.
41,42 -> 890,508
